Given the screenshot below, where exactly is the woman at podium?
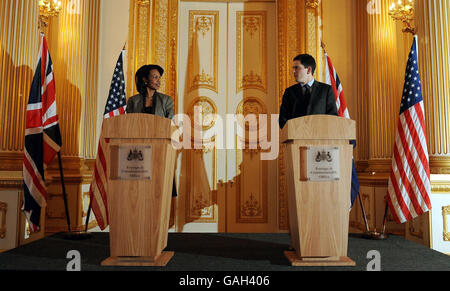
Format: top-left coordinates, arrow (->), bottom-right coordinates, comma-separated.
126,64 -> 174,119
126,64 -> 177,197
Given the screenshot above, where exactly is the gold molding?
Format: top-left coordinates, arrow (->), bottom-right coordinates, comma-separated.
236,159 -> 268,224
188,11 -> 219,93
429,157 -> 450,175
187,96 -> 218,132
236,11 -> 267,93
277,0 -> 289,231
443,206 -> 450,241
305,0 -> 320,9
151,0 -> 169,92
127,0 -> 152,97
431,182 -> 450,194
186,149 -> 217,223
168,0 -> 179,111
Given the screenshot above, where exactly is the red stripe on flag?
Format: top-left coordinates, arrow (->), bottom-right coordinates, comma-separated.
23,155 -> 47,201
395,124 -> 424,216
403,109 -> 432,209
26,110 -> 43,129
391,147 -> 415,220
43,142 -> 58,165
42,78 -> 55,114
385,194 -> 402,224
89,184 -> 107,229
43,115 -> 59,128
41,41 -> 47,89
97,145 -> 108,204
327,58 -> 339,101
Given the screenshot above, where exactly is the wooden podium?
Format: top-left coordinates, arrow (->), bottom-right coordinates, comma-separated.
100,114 -> 176,266
281,115 -> 356,266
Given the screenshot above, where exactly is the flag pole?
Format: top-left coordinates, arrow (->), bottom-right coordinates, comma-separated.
358,193 -> 388,240
57,152 -> 91,240
84,199 -> 92,232
358,192 -> 370,233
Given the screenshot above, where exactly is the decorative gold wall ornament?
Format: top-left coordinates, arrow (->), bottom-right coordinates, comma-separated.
243,17 -> 260,38
189,11 -> 219,93
137,0 -> 150,5
241,193 -> 262,217
193,193 -> 212,217
237,11 -> 267,93
236,97 -> 267,128
241,71 -> 264,91
192,69 -> 215,87
305,0 -> 320,9
188,97 -> 218,132
443,206 -> 450,241
38,0 -> 62,29
196,16 -> 213,37
388,0 -> 416,34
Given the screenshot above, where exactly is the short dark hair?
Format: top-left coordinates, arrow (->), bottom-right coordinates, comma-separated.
135,64 -> 164,96
293,54 -> 316,75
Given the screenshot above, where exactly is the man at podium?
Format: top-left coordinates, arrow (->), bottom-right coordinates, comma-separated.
126,64 -> 177,198
279,54 -> 338,129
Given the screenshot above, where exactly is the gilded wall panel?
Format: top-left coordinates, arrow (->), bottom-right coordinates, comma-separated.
236,154 -> 268,224
235,93 -> 267,224
188,11 -> 219,93
444,206 -> 450,241
186,150 -> 217,223
277,0 -> 289,231
127,0 -> 152,97
236,11 -> 267,93
151,0 -> 169,92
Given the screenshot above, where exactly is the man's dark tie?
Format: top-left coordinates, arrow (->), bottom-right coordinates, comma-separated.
302,84 -> 311,106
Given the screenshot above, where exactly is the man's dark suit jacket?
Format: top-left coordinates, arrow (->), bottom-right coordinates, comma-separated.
279,80 -> 338,129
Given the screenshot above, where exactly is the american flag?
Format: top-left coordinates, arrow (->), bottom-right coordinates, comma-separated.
386,36 -> 432,224
23,35 -> 62,231
325,52 -> 360,208
88,51 -> 126,230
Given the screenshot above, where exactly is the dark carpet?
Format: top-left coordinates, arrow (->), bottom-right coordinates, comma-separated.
0,232 -> 449,271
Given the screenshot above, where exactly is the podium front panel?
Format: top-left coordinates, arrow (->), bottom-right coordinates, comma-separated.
106,139 -> 175,258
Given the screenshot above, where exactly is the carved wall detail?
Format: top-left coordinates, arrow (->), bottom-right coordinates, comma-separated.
189,11 -> 218,93
237,11 -> 267,93
188,97 -> 218,133
186,150 -> 217,223
443,206 -> 450,241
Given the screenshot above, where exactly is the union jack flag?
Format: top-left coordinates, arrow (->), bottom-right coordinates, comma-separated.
23,35 -> 62,232
325,52 -> 360,208
386,36 -> 432,223
88,51 -> 126,230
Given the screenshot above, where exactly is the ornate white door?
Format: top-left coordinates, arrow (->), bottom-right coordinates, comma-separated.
176,1 -> 278,233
